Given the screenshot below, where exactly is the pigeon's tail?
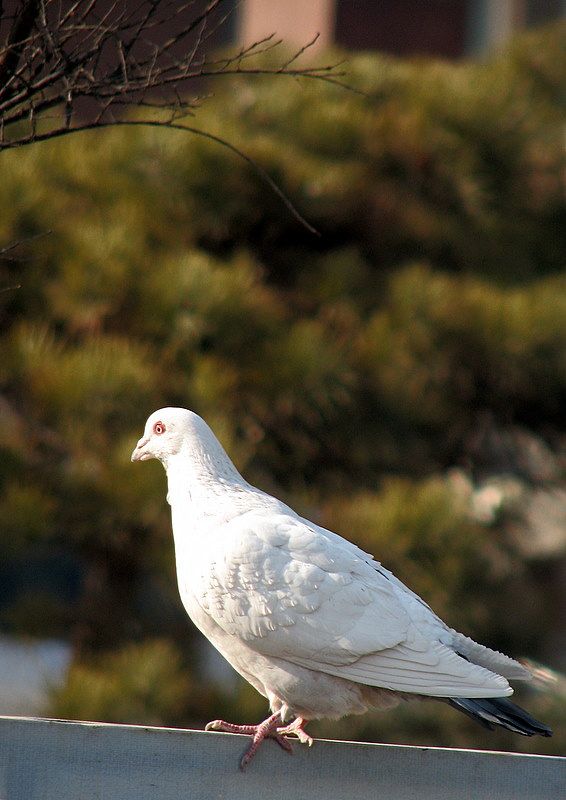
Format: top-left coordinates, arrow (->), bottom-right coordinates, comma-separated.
448,696 -> 552,737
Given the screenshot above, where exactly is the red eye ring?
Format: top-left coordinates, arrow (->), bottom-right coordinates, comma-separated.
153,421 -> 166,435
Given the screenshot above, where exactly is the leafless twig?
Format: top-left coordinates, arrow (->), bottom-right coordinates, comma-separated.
0,1 -> 346,232
0,229 -> 51,260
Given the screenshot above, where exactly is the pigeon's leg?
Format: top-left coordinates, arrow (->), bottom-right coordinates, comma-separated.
205,712 -> 294,769
276,716 -> 314,746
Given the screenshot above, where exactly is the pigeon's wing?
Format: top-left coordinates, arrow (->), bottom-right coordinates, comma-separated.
194,510 -> 512,698
314,521 -> 531,682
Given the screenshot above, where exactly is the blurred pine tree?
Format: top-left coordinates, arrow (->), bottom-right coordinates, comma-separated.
0,22 -> 564,754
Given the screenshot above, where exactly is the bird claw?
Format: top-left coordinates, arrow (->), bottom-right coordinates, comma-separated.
205,713 -> 312,770
271,732 -> 295,752
277,717 -> 314,747
239,731 -> 293,770
278,728 -> 313,746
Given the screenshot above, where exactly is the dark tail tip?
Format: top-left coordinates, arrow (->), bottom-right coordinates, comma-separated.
448,696 -> 553,737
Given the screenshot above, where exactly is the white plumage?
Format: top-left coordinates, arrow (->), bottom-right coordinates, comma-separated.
131,407 -> 550,768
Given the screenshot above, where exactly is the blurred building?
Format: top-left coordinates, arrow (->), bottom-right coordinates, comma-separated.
239,0 -> 566,57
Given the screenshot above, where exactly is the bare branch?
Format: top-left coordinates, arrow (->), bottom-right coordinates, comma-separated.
0,231 -> 54,294
3,117 -> 321,235
1,231 -> 51,254
0,1 -> 40,86
0,1 -> 347,232
277,32 -> 321,72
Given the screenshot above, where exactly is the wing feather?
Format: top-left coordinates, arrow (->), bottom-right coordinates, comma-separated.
289,641 -> 513,697
194,509 -> 512,698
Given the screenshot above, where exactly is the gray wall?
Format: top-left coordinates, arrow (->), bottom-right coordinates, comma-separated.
0,716 -> 564,800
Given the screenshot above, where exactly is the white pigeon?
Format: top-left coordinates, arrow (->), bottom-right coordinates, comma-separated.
132,407 -> 552,768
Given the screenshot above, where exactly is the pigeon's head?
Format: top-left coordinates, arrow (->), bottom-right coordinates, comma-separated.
132,407 -> 242,486
131,407 -> 203,465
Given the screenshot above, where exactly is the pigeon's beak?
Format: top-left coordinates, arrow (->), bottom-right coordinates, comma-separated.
131,435 -> 151,462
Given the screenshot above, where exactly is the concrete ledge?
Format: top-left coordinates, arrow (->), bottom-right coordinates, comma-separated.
0,715 -> 564,800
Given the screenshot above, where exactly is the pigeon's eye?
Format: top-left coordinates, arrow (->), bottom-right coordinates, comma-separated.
153,421 -> 166,435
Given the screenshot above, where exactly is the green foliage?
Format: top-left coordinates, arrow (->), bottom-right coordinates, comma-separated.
0,23 -> 564,752
50,640 -> 193,725
362,264 -> 566,430
0,482 -> 55,552
6,324 -> 154,426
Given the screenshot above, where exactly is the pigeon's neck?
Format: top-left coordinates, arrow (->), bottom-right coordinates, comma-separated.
164,434 -> 246,506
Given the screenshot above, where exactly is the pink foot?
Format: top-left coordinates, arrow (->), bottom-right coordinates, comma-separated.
277,717 -> 314,746
205,712 -> 295,770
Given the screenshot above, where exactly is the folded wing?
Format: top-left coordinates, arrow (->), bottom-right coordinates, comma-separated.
196,509 -> 514,698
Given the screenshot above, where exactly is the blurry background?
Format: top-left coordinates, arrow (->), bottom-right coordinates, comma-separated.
0,1 -> 565,756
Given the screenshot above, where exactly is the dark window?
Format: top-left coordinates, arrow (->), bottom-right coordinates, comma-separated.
335,0 -> 469,59
526,0 -> 564,25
